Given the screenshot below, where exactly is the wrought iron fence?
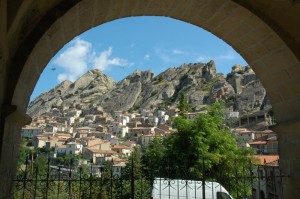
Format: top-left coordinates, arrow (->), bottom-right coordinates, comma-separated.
14,154 -> 286,199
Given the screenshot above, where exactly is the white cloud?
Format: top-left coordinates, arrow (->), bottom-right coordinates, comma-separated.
54,38 -> 133,82
155,48 -> 173,63
129,43 -> 136,48
55,38 -> 92,82
172,49 -> 187,55
155,48 -> 191,63
196,56 -> 209,62
215,50 -> 236,60
93,47 -> 130,70
195,50 -> 237,63
144,54 -> 150,60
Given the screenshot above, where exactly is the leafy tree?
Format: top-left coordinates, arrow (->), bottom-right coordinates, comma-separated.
122,149 -> 151,198
142,101 -> 255,198
17,139 -> 28,170
177,93 -> 194,115
142,137 -> 166,179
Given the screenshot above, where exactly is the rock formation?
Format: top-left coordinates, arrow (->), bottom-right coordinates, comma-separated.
27,61 -> 271,117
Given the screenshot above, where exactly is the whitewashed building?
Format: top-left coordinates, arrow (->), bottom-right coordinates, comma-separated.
66,142 -> 83,155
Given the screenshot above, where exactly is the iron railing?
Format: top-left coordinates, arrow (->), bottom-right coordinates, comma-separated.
13,154 -> 286,199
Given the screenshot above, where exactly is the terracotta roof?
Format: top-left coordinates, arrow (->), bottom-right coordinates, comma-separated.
56,145 -> 67,149
112,145 -> 130,150
254,155 -> 279,165
131,127 -> 152,130
249,141 -> 267,145
143,134 -> 156,137
238,130 -> 254,134
267,136 -> 277,141
22,126 -> 43,130
76,127 -> 94,130
87,149 -> 117,154
67,142 -> 81,145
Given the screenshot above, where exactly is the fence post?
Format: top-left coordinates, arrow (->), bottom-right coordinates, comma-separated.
22,153 -> 29,199
69,159 -> 73,198
57,165 -> 61,199
110,160 -> 113,199
45,153 -> 50,199
249,160 -> 253,198
235,159 -> 238,198
202,158 -> 205,199
243,161 -> 246,197
79,167 -> 82,199
120,167 -> 123,198
89,164 -> 92,199
131,156 -> 135,199
257,166 -> 261,199
33,166 -> 38,199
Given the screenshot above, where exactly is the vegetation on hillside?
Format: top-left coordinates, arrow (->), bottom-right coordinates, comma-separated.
141,101 -> 255,198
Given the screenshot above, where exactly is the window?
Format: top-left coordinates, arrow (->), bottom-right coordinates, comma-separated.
217,192 -> 231,199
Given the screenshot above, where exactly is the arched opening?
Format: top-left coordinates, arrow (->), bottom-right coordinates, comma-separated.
1,1 -> 300,198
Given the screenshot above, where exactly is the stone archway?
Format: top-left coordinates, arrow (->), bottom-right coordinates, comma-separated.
1,0 -> 300,198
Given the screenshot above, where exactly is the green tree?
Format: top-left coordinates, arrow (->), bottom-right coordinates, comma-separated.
177,93 -> 194,115
121,149 -> 151,198
17,139 -> 28,170
142,137 -> 166,178
142,101 -> 255,198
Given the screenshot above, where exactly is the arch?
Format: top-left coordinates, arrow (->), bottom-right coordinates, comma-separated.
13,0 -> 300,123
1,0 -> 300,198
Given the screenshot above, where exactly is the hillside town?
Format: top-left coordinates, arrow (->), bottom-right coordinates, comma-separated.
21,100 -> 280,198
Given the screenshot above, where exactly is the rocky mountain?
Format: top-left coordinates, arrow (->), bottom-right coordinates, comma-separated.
27,61 -> 271,117
27,69 -> 115,116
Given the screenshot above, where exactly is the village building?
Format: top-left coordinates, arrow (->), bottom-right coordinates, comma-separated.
165,108 -> 178,117
55,145 -> 67,155
109,122 -> 122,133
266,135 -> 278,154
123,141 -> 137,149
147,116 -> 159,127
55,132 -> 73,139
21,126 -> 44,138
138,134 -> 158,146
253,155 -> 281,199
126,121 -> 139,128
111,159 -> 127,176
45,139 -> 65,150
157,123 -> 172,132
45,124 -> 58,133
93,132 -> 114,140
32,136 -> 48,148
116,125 -> 129,138
74,126 -> 96,138
93,125 -> 108,132
129,127 -> 155,140
83,148 -> 118,164
65,142 -> 83,155
74,117 -> 85,124
95,115 -> 109,125
65,109 -> 82,118
154,127 -> 168,136
111,145 -> 132,158
79,137 -> 109,149
158,114 -> 169,123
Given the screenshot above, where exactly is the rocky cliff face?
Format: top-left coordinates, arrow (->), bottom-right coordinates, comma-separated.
27,69 -> 115,116
27,61 -> 271,117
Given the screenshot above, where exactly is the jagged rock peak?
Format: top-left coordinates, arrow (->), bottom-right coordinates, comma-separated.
27,61 -> 271,121
122,69 -> 154,83
232,64 -> 244,73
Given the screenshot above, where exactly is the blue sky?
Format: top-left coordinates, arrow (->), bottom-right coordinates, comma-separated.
31,16 -> 248,101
